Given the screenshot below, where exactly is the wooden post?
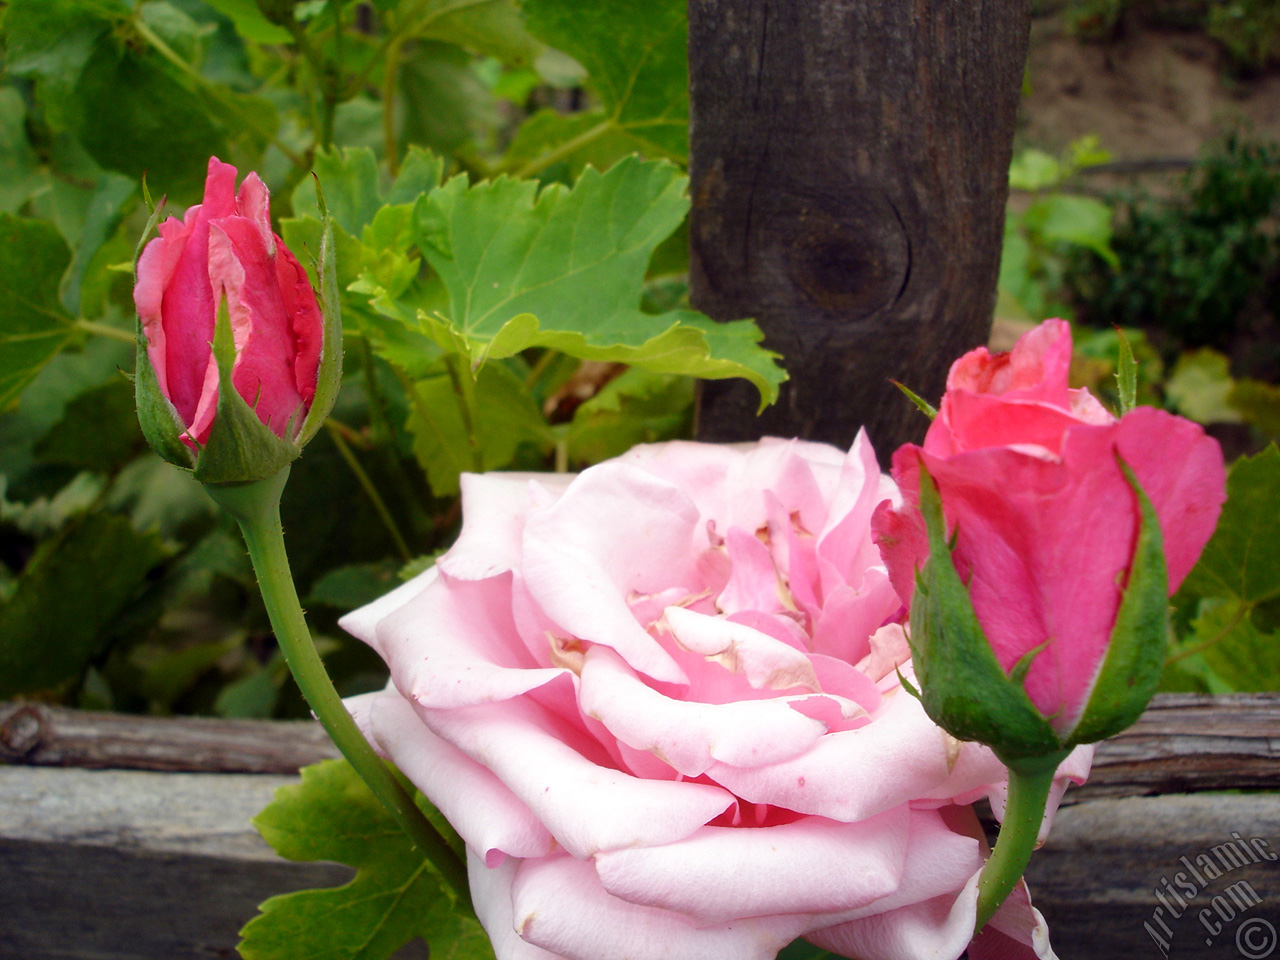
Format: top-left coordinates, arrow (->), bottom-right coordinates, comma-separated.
688,1 -> 1031,459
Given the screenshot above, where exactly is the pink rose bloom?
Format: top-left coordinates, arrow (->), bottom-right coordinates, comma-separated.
873,319 -> 1226,740
134,157 -> 323,446
342,435 -> 1087,960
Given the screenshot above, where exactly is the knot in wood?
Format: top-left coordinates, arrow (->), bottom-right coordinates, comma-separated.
0,703 -> 44,760
786,196 -> 909,321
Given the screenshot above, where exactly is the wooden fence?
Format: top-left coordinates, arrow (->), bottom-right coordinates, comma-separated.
2,693 -> 1277,959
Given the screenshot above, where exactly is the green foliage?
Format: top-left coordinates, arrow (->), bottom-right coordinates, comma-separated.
0,510 -> 167,698
999,137 -> 1117,322
406,361 -> 551,496
522,0 -> 688,165
1169,445 -> 1280,691
411,158 -> 782,397
563,368 -> 694,465
0,0 -> 783,721
0,214 -> 76,410
1208,1 -> 1280,74
241,758 -> 494,960
1065,133 -> 1280,354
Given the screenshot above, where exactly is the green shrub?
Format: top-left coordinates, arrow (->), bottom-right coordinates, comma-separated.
1065,133 -> 1280,362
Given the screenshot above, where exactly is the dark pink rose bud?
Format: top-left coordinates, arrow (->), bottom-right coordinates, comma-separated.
873,319 -> 1226,755
133,157 -> 340,483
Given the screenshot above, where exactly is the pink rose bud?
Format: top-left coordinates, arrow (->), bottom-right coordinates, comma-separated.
873,319 -> 1226,758
133,157 -> 340,484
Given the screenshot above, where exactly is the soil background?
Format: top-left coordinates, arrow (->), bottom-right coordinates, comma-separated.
1019,13 -> 1280,167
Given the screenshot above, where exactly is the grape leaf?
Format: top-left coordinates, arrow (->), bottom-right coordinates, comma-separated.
240,759 -> 495,960
406,361 -> 553,496
292,146 -> 444,237
0,214 -> 76,411
501,107 -> 652,181
1185,597 -> 1280,693
566,367 -> 693,465
523,0 -> 687,163
200,0 -> 294,44
410,0 -> 543,67
0,87 -> 46,214
411,157 -> 784,406
1180,444 -> 1280,606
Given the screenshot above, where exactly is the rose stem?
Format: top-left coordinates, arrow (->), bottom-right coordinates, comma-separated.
973,749 -> 1068,933
206,467 -> 472,910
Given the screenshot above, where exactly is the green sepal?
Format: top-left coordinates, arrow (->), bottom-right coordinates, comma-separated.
1066,454 -> 1169,745
1114,327 -> 1138,416
193,297 -> 301,485
296,178 -> 344,447
910,465 -> 1062,760
891,380 -> 938,420
133,319 -> 196,469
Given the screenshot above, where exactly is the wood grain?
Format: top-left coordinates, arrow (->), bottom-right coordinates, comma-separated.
5,693 -> 1277,797
688,0 -> 1032,462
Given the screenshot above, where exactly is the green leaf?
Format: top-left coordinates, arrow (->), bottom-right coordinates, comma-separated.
501,107 -> 646,180
909,466 -> 1062,760
398,41 -> 500,158
240,759 -> 495,960
0,510 -> 167,698
411,0 -> 543,67
306,561 -> 403,611
1184,597 -> 1280,693
1165,348 -> 1240,425
61,172 -> 137,316
1180,444 -> 1280,606
1023,194 -> 1118,268
2,0 -> 116,129
129,634 -> 244,709
293,146 -> 445,237
0,213 -> 75,411
413,158 -> 784,405
406,361 -> 552,496
70,31 -> 229,200
1008,149 -> 1063,191
1228,377 -> 1280,437
0,87 -> 46,213
296,191 -> 344,448
34,377 -> 141,472
565,368 -> 693,465
200,0 -> 295,44
523,0 -> 688,162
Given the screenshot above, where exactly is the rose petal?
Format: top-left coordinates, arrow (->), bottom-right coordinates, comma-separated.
663,605 -> 820,692
467,851 -> 566,960
594,806 -> 908,924
374,570 -> 568,709
420,695 -> 734,858
522,462 -> 699,684
349,689 -> 552,866
578,645 -> 828,777
704,689 -> 956,821
441,473 -> 575,581
807,873 -> 983,960
511,855 -> 801,960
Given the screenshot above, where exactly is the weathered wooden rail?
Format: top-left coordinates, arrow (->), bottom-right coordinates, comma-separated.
1,694 -> 1277,959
